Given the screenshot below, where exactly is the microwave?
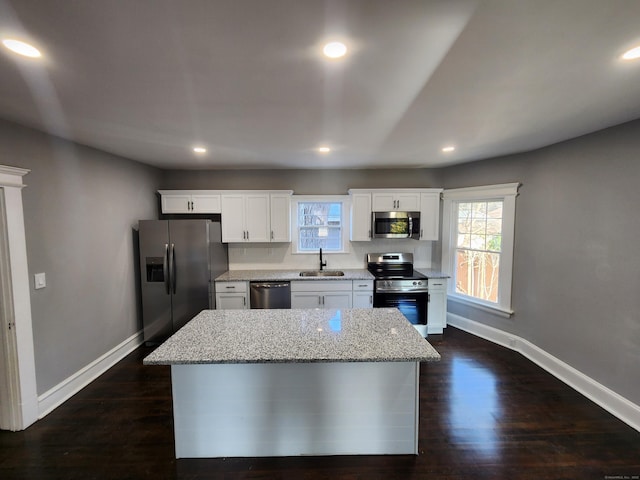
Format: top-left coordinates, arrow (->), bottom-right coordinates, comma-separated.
371,211 -> 421,239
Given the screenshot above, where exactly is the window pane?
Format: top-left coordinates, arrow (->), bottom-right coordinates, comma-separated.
487,202 -> 503,219
472,202 -> 487,219
298,202 -> 342,252
471,218 -> 486,234
455,249 -> 500,303
486,218 -> 502,234
457,233 -> 470,248
470,234 -> 486,250
458,217 -> 471,234
487,235 -> 502,252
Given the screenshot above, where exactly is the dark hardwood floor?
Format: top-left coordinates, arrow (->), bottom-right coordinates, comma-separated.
1,327 -> 638,479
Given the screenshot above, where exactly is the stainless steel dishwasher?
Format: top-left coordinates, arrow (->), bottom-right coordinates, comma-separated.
249,281 -> 291,309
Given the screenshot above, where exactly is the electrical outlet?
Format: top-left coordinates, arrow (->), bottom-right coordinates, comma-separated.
34,272 -> 46,289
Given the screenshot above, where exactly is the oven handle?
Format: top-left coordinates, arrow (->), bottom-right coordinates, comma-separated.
375,287 -> 429,293
407,216 -> 413,238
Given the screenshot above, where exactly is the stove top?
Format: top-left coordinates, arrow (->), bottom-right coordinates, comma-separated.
366,252 -> 425,280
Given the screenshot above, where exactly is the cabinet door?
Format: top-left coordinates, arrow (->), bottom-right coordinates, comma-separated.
245,194 -> 271,242
350,193 -> 372,241
352,291 -> 373,308
221,194 -> 246,242
291,292 -> 322,308
323,292 -> 352,309
270,193 -> 291,242
395,193 -> 420,211
216,293 -> 248,310
420,192 -> 440,240
191,194 -> 221,213
427,279 -> 447,334
371,193 -> 396,211
161,194 -> 192,213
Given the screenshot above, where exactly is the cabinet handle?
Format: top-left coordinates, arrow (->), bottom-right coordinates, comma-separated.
368,230 -> 371,239
271,230 -> 274,240
243,231 -> 246,240
420,229 -> 423,238
428,293 -> 431,302
226,286 -> 235,289
246,231 -> 249,241
369,295 -> 372,305
243,297 -> 246,306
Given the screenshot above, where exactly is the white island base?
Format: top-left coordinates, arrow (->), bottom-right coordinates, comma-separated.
171,361 -> 420,458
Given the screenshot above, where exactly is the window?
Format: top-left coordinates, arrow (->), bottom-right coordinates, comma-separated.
291,196 -> 349,253
442,183 -> 519,316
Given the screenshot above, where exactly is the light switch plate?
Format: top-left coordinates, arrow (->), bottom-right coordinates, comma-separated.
34,272 -> 46,289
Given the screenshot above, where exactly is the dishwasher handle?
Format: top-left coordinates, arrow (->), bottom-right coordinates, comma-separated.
251,282 -> 290,289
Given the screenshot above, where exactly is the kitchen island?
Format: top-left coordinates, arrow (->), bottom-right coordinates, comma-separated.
144,308 -> 440,458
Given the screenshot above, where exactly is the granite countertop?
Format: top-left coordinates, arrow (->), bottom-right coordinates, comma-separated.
143,308 -> 440,365
215,269 -> 374,282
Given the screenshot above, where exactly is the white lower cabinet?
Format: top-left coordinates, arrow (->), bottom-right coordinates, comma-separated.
290,281 -> 353,309
427,278 -> 447,334
352,280 -> 374,308
215,281 -> 249,309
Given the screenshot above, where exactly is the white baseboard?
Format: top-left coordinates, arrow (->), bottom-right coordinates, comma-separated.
38,331 -> 144,418
447,313 -> 640,433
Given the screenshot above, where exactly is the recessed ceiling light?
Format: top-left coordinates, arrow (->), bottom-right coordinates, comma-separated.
323,42 -> 347,59
317,146 -> 331,154
442,146 -> 456,153
2,38 -> 42,58
193,146 -> 207,154
621,45 -> 640,60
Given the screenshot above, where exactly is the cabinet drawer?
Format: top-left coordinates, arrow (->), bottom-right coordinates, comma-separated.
427,279 -> 447,290
352,280 -> 373,291
216,281 -> 247,293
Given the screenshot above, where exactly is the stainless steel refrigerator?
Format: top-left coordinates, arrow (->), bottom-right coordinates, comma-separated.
138,219 -> 228,343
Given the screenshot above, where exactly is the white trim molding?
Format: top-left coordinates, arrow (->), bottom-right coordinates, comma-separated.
447,313 -> 640,433
441,183 -> 520,314
0,166 -> 38,431
38,331 -> 144,418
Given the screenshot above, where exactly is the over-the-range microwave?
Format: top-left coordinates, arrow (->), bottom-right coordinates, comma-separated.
371,211 -> 421,239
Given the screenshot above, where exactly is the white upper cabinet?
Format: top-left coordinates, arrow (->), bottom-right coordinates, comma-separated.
349,188 -> 442,241
221,191 -> 292,243
269,193 -> 292,242
349,192 -> 372,241
371,191 -> 420,211
159,190 -> 221,214
419,191 -> 442,240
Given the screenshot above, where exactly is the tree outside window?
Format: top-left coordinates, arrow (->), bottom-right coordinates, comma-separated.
455,201 -> 503,303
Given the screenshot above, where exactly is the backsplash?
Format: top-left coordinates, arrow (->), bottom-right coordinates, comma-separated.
228,239 -> 434,271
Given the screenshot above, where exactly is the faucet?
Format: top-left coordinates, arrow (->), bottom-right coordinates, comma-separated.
319,248 -> 327,271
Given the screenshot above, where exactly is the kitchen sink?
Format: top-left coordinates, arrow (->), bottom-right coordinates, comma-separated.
299,270 -> 345,277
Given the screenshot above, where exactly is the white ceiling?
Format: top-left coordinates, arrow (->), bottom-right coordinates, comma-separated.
1,0 -> 640,170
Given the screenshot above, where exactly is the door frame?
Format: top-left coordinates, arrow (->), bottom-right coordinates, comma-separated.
0,165 -> 38,431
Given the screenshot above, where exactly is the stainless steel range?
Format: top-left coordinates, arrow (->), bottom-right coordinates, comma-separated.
366,253 -> 429,337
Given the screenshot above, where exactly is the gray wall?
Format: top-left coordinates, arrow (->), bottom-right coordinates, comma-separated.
0,119 -> 162,394
438,119 -> 640,406
161,168 -> 443,194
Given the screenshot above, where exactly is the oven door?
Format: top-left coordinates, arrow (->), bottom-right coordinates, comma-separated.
373,291 -> 428,332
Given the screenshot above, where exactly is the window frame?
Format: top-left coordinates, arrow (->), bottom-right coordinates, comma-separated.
290,195 -> 350,254
441,183 -> 519,317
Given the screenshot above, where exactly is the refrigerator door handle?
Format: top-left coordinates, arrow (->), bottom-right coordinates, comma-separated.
163,243 -> 170,295
170,243 -> 177,294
